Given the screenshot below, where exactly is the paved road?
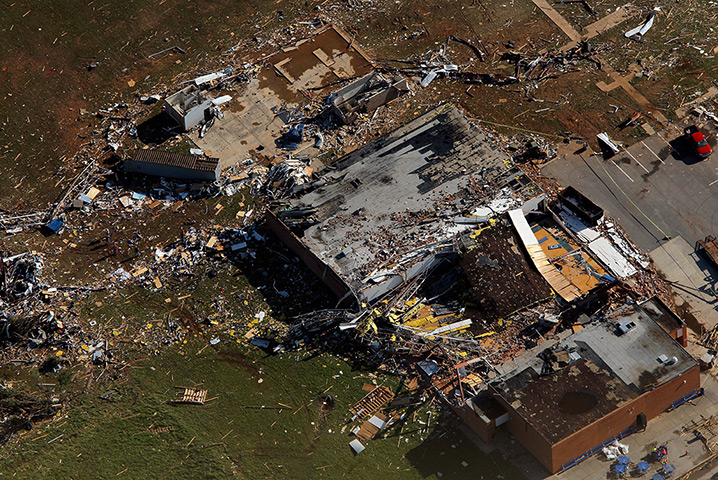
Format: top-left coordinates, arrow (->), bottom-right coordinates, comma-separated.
542,128 -> 718,253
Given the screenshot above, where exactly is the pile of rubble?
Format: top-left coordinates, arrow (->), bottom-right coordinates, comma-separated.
390,38 -> 605,90
0,250 -> 117,374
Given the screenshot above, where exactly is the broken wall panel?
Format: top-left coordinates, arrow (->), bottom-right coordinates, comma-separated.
165,85 -> 213,131
509,209 -> 581,302
330,71 -> 410,124
264,209 -> 357,307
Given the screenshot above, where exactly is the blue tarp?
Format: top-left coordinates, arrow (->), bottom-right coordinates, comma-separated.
45,219 -> 63,234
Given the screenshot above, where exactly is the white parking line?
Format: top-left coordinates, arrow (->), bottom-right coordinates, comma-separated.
656,132 -> 680,157
622,147 -> 650,173
641,141 -> 665,164
657,132 -> 671,145
612,161 -> 635,182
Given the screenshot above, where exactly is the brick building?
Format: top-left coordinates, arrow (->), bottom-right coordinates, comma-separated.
462,302 -> 699,474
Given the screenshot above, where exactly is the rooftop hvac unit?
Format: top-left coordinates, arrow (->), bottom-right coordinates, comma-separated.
617,319 -> 636,335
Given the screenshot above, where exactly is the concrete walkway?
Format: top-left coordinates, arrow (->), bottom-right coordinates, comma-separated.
558,5 -> 638,51
582,6 -> 636,40
531,0 -> 667,125
548,372 -> 718,480
531,0 -> 582,43
650,236 -> 718,331
596,60 -> 669,124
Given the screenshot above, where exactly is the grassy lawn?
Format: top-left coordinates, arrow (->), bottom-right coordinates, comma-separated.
0,339 -> 525,480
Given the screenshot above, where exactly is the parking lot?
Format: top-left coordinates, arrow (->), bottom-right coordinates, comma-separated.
544,124 -> 718,253
542,123 -> 718,327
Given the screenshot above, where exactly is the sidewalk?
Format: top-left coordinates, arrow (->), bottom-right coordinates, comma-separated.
650,236 -> 718,332
550,372 -> 718,480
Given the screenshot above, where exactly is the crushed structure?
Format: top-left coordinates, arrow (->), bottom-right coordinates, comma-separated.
329,71 -> 409,125
259,98 -> 692,474
194,24 -> 375,168
165,85 -> 214,131
124,149 -> 221,182
458,221 -> 553,327
267,104 -> 542,306
2,13 -> 708,477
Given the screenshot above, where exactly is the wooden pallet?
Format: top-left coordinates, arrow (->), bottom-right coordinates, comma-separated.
170,387 -> 207,405
356,413 -> 389,442
149,425 -> 175,434
463,372 -> 483,389
350,386 -> 394,420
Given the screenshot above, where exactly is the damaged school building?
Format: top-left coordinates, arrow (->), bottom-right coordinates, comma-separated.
265,104 -> 699,473
78,19 -> 696,473
464,299 -> 698,473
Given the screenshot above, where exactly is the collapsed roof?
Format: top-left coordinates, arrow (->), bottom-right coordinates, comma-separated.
269,104 -> 542,306
458,221 -> 553,327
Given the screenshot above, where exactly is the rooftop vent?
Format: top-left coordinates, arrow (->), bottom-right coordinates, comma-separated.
617,319 -> 636,335
657,354 -> 678,366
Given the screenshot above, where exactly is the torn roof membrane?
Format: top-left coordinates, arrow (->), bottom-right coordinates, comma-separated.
273,104 -> 542,304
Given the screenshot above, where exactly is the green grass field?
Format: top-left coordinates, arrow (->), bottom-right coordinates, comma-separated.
0,339 -> 525,480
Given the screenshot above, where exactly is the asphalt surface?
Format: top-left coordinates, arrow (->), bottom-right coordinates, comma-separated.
542,126 -> 718,253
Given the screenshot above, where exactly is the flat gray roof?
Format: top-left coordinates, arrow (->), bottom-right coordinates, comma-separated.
570,303 -> 695,390
273,105 -> 540,302
490,303 -> 697,443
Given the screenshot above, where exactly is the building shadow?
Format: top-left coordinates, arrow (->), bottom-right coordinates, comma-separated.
222,223 -> 338,322
135,111 -> 180,146
403,417 -> 526,479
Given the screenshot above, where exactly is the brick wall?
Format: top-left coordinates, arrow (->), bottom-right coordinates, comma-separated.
264,209 -> 356,306
670,326 -> 688,347
495,364 -> 701,473
452,405 -> 496,443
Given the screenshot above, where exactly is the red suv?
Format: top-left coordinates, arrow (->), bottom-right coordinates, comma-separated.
685,125 -> 712,159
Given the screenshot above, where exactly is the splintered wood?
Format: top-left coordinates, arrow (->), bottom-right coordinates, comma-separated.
350,386 -> 394,420
701,325 -> 718,350
170,387 -> 207,405
682,415 -> 718,453
356,413 -> 389,442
